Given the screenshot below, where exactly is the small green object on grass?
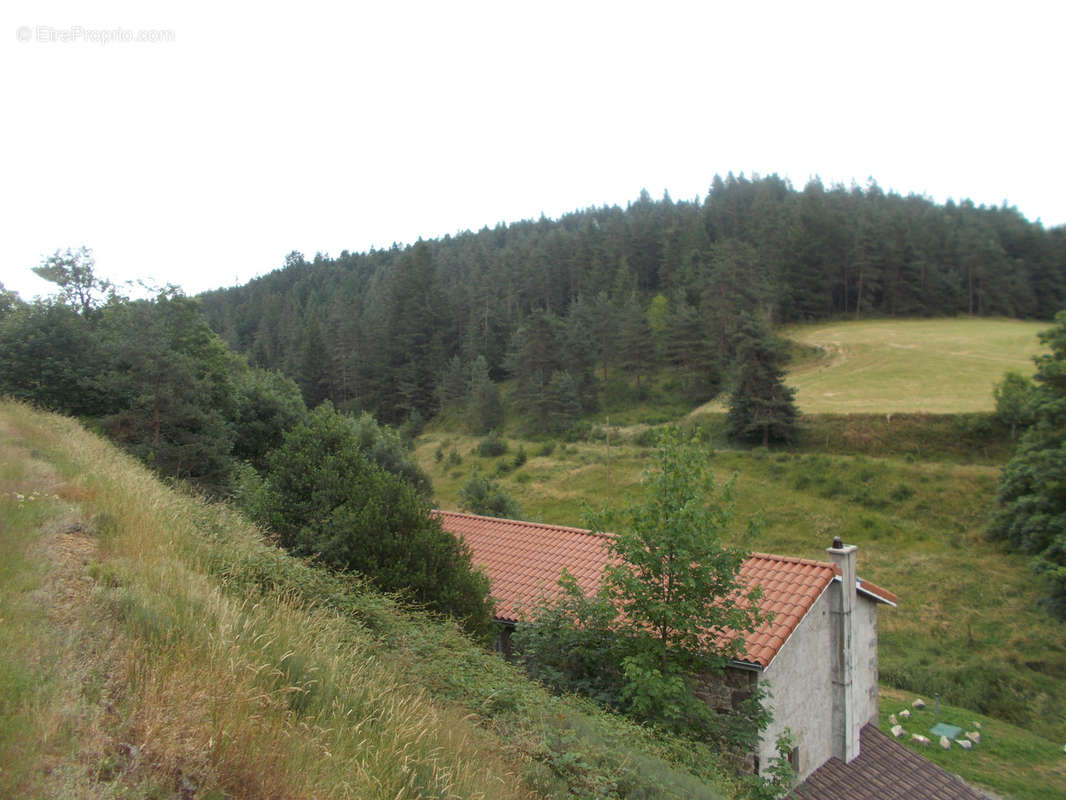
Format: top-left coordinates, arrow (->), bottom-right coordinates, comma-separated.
931,722 -> 963,740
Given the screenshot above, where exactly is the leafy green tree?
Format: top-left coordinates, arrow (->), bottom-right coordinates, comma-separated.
475,430 -> 509,457
0,282 -> 20,316
458,471 -> 522,519
587,428 -> 766,735
230,367 -> 307,470
989,311 -> 1066,617
727,319 -> 799,447
99,291 -> 239,491
0,302 -> 111,416
993,371 -> 1036,439
32,246 -> 114,318
255,403 -> 494,635
517,430 -> 767,747
512,573 -> 629,707
348,411 -> 432,498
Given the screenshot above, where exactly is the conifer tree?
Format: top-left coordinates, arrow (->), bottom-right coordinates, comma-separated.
727,318 -> 798,447
615,293 -> 656,386
438,354 -> 467,410
467,354 -> 503,434
545,370 -> 582,433
563,297 -> 600,409
298,313 -> 331,408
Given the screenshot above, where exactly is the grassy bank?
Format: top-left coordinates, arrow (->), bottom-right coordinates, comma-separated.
686,411 -> 1014,464
877,688 -> 1066,800
0,400 -> 746,799
417,430 -> 1066,745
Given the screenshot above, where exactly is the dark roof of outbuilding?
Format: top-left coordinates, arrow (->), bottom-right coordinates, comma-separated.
790,724 -> 988,800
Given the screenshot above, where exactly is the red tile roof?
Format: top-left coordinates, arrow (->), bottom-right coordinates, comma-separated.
790,724 -> 987,800
437,511 -> 896,669
438,511 -> 618,622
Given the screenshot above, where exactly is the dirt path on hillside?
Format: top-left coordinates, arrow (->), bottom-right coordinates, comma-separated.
47,524 -> 99,625
0,433 -> 101,625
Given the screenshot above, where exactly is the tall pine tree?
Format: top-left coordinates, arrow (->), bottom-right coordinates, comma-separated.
727,318 -> 798,447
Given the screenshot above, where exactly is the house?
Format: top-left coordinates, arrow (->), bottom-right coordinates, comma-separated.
436,510 -> 899,782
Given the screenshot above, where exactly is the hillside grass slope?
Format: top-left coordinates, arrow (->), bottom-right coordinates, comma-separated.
0,401 -> 744,800
420,431 -> 1066,742
420,431 -> 1066,798
782,317 -> 1048,414
688,317 -> 1046,416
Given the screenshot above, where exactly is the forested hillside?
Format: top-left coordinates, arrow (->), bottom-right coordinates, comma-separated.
199,174 -> 1066,422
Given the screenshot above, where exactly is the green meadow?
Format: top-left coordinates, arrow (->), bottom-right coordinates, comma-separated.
782,317 -> 1048,414
878,687 -> 1066,800
691,317 -> 1046,415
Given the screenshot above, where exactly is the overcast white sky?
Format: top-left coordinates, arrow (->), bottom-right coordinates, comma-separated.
2,1 -> 1063,301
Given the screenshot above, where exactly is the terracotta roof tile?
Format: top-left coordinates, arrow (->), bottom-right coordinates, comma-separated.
437,511 -> 896,669
790,724 -> 987,800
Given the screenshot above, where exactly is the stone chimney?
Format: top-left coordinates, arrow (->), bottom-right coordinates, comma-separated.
827,537 -> 861,763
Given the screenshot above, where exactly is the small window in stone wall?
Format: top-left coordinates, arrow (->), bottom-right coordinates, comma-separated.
788,746 -> 800,773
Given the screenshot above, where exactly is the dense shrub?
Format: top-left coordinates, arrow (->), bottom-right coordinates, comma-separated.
252,403 -> 494,637
476,430 -> 509,457
459,471 -> 521,519
990,311 -> 1066,618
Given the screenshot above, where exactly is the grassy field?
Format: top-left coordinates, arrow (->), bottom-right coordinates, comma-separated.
690,317 -> 1048,416
877,688 -> 1066,800
417,431 -> 1066,751
782,317 -> 1048,414
0,401 -> 747,799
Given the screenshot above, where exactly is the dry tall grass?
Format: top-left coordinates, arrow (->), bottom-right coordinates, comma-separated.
0,401 -> 535,799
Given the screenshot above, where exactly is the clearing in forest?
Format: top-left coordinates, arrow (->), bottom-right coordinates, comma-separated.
781,317 -> 1048,414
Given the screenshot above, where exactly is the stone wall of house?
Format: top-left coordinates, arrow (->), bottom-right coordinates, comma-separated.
692,664 -> 759,773
759,585 -> 836,782
693,664 -> 758,714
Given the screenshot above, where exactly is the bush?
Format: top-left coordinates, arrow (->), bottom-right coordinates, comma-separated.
512,447 -> 528,469
889,483 -> 915,502
632,428 -> 659,447
349,412 -> 432,498
476,430 -> 509,458
458,471 -> 522,519
253,404 -> 494,637
398,409 -> 426,444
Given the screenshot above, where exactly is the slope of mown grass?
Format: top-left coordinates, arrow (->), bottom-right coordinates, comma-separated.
782,317 -> 1048,414
877,688 -> 1066,800
417,432 -> 1066,748
0,401 -> 745,800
